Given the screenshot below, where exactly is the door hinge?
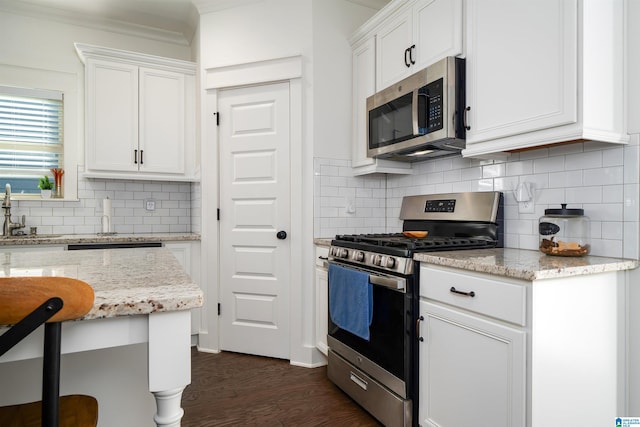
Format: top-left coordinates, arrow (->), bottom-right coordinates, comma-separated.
217,208 -> 220,221
213,112 -> 219,126
218,303 -> 221,316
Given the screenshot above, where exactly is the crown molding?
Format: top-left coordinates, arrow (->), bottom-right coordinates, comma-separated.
74,43 -> 196,73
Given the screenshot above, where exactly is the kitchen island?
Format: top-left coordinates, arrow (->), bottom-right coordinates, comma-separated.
0,247 -> 203,427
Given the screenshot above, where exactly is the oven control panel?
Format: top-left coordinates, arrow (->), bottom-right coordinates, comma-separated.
424,199 -> 456,213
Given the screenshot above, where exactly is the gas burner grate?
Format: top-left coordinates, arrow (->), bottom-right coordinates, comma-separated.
333,233 -> 497,253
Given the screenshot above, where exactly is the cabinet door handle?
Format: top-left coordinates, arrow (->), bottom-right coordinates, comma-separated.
404,47 -> 411,67
416,315 -> 424,342
409,44 -> 416,65
464,106 -> 471,131
134,149 -> 138,164
140,149 -> 144,165
450,286 -> 475,297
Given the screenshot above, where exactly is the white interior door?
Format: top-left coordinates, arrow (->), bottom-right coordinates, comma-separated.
218,82 -> 291,359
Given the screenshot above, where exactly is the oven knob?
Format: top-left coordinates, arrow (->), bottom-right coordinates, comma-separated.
354,251 -> 365,262
385,257 -> 396,269
373,254 -> 382,266
337,248 -> 349,259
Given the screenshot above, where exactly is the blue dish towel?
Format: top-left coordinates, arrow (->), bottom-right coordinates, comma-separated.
328,263 -> 373,341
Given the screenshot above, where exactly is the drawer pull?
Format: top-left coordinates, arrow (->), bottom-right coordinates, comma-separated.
450,286 -> 475,297
350,372 -> 368,391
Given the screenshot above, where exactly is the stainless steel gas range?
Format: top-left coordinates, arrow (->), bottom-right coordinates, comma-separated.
326,191 -> 503,427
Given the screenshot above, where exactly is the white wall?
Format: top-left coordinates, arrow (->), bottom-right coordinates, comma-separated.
312,0 -> 378,159
199,0 -> 312,69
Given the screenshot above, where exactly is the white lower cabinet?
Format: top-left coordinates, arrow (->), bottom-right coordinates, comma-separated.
419,301 -> 525,426
419,263 -> 626,427
419,264 -> 526,426
315,245 -> 329,356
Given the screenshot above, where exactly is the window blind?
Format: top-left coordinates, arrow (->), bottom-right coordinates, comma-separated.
0,86 -> 63,194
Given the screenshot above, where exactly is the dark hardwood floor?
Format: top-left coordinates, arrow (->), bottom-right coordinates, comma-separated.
182,348 -> 382,426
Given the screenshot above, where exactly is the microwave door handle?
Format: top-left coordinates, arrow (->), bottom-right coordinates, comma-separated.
416,91 -> 428,135
412,90 -> 420,135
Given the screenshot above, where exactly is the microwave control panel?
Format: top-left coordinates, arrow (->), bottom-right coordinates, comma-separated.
419,78 -> 444,134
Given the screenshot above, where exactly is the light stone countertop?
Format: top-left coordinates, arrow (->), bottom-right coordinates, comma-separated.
0,247 -> 203,320
414,248 -> 639,281
314,238 -> 332,247
0,232 -> 200,246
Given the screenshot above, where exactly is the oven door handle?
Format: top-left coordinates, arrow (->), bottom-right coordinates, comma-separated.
369,275 -> 405,291
329,260 -> 406,292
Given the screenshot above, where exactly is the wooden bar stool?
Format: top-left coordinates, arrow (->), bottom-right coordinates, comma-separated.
0,277 -> 99,427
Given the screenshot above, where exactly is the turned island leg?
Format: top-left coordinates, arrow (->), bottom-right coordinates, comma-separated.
148,310 -> 192,427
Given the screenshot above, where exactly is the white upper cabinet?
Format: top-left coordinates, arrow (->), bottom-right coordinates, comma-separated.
350,0 -> 462,175
138,67 -> 185,175
375,8 -> 413,90
76,43 -> 198,181
412,0 -> 463,72
463,0 -> 629,157
376,0 -> 463,89
86,59 -> 139,173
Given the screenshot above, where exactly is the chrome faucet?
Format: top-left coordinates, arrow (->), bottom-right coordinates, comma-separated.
2,184 -> 26,237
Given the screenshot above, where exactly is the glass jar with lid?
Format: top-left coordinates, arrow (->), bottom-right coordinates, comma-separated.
539,204 -> 590,256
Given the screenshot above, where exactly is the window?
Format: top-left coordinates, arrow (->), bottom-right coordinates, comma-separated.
0,86 -> 63,195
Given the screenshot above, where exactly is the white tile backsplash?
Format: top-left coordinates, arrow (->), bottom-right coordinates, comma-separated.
8,174 -> 195,236
315,139 -> 640,259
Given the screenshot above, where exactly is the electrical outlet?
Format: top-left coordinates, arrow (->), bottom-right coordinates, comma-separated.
518,200 -> 535,214
145,199 -> 156,211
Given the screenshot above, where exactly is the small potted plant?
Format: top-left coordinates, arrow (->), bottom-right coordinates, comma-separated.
38,175 -> 53,199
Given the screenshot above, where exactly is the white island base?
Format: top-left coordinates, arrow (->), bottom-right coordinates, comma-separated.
0,310 -> 191,427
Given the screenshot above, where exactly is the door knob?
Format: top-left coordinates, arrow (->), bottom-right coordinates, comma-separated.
276,231 -> 287,240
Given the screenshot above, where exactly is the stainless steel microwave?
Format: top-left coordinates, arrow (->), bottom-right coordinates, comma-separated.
367,56 -> 466,161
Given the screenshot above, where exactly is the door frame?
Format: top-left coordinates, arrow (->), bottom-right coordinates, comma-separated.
200,56 -> 321,366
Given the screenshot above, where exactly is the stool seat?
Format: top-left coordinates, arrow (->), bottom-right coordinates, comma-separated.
0,395 -> 98,427
0,277 -> 98,427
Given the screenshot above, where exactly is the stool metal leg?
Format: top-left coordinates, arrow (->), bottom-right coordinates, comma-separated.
42,317 -> 62,427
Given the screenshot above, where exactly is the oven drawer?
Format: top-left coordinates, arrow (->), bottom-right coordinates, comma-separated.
420,265 -> 526,326
328,350 -> 411,427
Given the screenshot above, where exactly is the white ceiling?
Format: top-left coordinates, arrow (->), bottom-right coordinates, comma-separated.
1,0 -> 390,45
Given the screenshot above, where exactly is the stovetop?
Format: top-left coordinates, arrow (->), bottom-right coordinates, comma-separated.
329,192 -> 503,275
330,234 -> 498,275
333,233 -> 497,255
